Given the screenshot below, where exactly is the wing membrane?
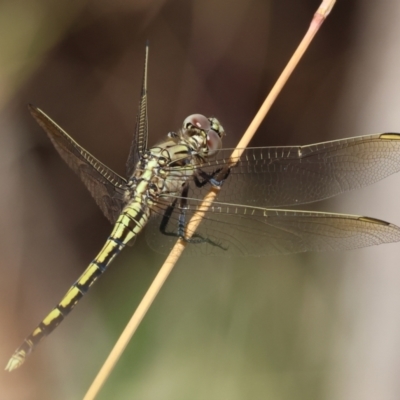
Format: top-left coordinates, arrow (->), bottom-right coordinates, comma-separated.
147,197 -> 400,256
164,133 -> 400,208
29,105 -> 128,223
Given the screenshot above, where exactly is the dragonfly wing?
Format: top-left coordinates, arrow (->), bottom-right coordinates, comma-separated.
29,105 -> 128,224
146,197 -> 400,256
187,133 -> 400,207
126,44 -> 149,177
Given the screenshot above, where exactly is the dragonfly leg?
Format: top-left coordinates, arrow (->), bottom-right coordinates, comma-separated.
159,189 -> 226,250
194,168 -> 231,188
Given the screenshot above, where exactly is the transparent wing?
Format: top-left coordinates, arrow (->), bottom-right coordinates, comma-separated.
29,105 -> 128,223
126,43 -> 149,177
164,133 -> 400,208
146,197 -> 400,256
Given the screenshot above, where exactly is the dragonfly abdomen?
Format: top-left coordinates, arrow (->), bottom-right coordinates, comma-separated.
5,202 -> 149,371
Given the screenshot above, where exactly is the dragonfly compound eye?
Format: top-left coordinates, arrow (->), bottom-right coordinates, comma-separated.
206,129 -> 222,156
183,114 -> 211,131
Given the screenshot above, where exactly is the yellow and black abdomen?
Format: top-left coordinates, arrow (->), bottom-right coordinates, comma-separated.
6,202 -> 149,371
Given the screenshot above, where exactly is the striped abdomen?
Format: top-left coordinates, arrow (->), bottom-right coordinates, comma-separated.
6,202 -> 149,371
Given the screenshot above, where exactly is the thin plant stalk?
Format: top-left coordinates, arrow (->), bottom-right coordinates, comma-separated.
83,1 -> 336,399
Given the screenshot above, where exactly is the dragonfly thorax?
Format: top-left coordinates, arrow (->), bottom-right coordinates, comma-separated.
126,141 -> 192,208
127,151 -> 168,202
127,115 -> 226,208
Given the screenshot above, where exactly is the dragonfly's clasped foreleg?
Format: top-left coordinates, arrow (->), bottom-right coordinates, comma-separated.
194,167 -> 231,188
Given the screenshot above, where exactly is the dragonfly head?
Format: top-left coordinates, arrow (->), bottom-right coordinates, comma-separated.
182,114 -> 225,157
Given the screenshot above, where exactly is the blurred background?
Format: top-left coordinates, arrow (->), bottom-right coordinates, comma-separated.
2,0 -> 400,399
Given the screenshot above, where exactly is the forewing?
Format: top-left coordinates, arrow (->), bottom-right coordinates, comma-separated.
126,44 -> 149,177
146,197 -> 400,256
167,133 -> 400,208
29,105 -> 128,224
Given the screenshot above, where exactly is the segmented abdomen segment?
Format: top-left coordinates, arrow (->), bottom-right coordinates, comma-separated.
6,202 -> 149,371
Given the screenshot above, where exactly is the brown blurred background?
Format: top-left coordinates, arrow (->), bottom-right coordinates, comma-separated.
2,0 -> 400,399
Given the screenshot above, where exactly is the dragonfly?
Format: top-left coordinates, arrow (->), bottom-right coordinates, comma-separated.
6,44 -> 400,371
